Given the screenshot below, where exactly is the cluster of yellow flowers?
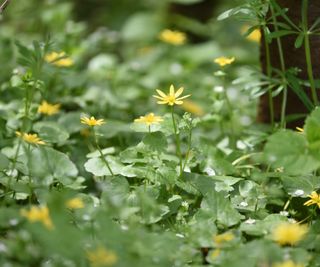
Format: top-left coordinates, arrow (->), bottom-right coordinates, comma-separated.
86,246 -> 118,267
133,84 -> 191,128
21,205 -> 54,230
45,51 -> 73,67
20,198 -> 84,230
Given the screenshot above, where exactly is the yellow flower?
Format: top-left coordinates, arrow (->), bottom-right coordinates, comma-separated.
45,51 -> 73,67
213,232 -> 235,245
272,222 -> 308,246
214,56 -> 235,67
16,131 -> 45,145
153,84 -> 191,106
38,100 -> 61,116
66,197 -> 85,209
304,191 -> 320,208
134,113 -> 163,126
273,260 -> 304,267
81,116 -> 105,127
20,205 -> 54,230
159,29 -> 187,45
241,25 -> 261,43
86,246 -> 118,267
181,99 -> 204,116
296,127 -> 304,133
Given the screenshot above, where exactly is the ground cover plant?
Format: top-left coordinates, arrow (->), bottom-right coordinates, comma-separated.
1,0 -> 320,266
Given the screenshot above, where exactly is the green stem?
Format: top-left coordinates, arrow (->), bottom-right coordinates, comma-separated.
280,85 -> 288,128
6,139 -> 22,198
263,26 -> 275,128
171,106 -> 183,175
270,1 -> 287,128
182,129 -> 192,172
221,73 -> 236,147
302,0 -> 318,106
92,127 -> 114,176
26,144 -> 33,204
148,125 -> 151,133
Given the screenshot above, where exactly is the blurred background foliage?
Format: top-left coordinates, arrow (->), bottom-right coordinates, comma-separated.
2,1 -> 320,267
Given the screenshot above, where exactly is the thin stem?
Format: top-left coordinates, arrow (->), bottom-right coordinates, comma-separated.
182,129 -> 192,172
221,73 -> 236,147
270,1 -> 286,72
280,85 -> 288,128
6,139 -> 22,197
263,26 -> 275,128
148,125 -> 151,133
270,1 -> 287,128
171,106 -> 183,175
26,144 -> 33,204
92,127 -> 114,176
302,0 -> 318,106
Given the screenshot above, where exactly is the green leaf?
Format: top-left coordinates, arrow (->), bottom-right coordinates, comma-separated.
294,33 -> 305,48
58,112 -> 83,134
33,121 -> 69,143
84,157 -> 124,176
267,30 -> 295,39
97,120 -> 131,139
142,132 -> 167,152
264,130 -> 320,175
0,152 -> 10,171
305,107 -> 320,157
240,214 -> 286,236
281,175 -> 320,196
201,191 -> 243,227
286,72 -> 314,111
17,146 -> 78,179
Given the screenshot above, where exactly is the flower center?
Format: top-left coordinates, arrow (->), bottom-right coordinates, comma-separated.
167,95 -> 176,104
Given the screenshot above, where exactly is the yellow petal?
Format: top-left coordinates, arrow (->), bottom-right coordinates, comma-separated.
177,94 -> 191,100
157,101 -> 168,104
169,84 -> 175,96
153,95 -> 165,100
156,89 -> 167,98
175,87 -> 184,98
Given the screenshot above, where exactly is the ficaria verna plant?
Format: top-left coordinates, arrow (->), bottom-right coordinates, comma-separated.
1,0 -> 320,266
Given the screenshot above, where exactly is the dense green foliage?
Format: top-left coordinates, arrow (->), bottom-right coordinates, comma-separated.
1,0 -> 320,266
